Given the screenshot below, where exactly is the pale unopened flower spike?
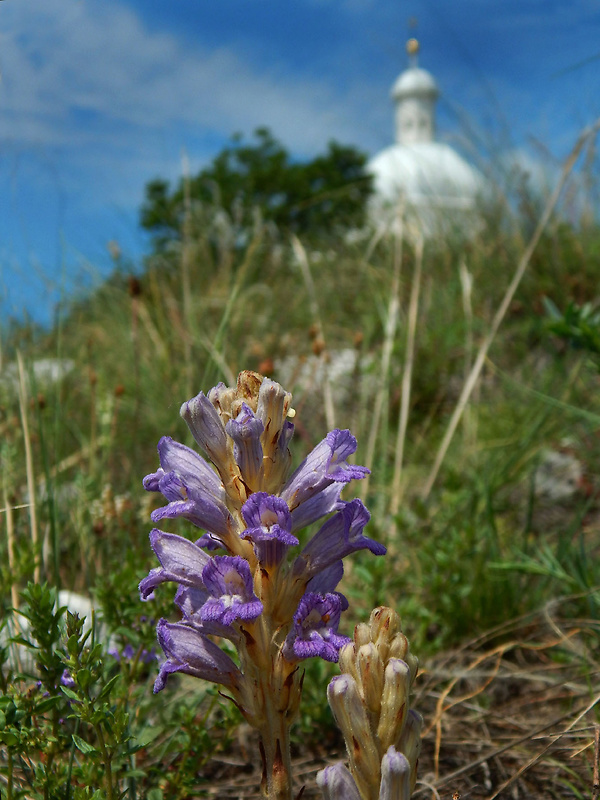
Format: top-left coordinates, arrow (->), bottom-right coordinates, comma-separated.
317,606 -> 422,800
140,371 -> 386,800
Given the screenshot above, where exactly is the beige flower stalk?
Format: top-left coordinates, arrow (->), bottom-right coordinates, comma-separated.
317,607 -> 422,800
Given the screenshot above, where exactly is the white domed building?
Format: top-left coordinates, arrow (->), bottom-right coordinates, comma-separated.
368,40 -> 485,237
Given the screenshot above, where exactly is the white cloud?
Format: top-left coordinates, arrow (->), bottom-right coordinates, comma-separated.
0,0 -> 376,161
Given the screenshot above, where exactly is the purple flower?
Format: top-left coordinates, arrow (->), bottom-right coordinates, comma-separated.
139,529 -> 212,600
306,561 -> 349,611
200,556 -> 263,626
281,430 -> 369,522
174,586 -> 241,641
241,493 -> 299,566
316,763 -> 361,800
144,437 -> 233,537
294,499 -> 386,581
226,404 -> 264,493
283,593 -> 350,663
180,391 -> 229,468
194,533 -> 223,551
142,373 -> 386,705
154,619 -> 241,692
288,482 -> 346,533
60,669 -> 76,689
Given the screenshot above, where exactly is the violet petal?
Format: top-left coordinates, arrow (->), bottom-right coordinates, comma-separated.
225,403 -> 264,492
283,592 -> 350,663
281,429 -> 369,512
180,392 -> 229,466
200,555 -> 263,627
296,499 -> 386,579
316,763 -> 361,800
139,529 -> 212,600
154,619 -> 240,692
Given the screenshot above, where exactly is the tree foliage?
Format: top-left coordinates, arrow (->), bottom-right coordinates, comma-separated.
140,127 -> 373,246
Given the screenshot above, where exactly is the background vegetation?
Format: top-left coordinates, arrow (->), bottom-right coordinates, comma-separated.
1,127 -> 600,799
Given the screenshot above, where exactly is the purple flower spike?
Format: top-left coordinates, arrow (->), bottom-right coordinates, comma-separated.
316,763 -> 361,800
154,619 -> 241,692
225,403 -> 264,492
283,592 -> 350,663
296,499 -> 386,580
241,492 -> 299,566
200,556 -> 263,627
281,429 -> 369,514
139,529 -> 212,600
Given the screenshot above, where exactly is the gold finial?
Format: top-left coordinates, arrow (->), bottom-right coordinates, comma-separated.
406,38 -> 420,57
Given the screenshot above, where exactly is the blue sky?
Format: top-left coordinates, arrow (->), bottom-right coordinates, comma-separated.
1,0 -> 599,327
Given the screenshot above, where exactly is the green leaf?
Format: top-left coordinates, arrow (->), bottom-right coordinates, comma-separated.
71,733 -> 97,755
35,695 -> 63,714
124,768 -> 147,779
96,673 -> 121,701
60,687 -> 81,702
67,634 -> 81,656
0,731 -> 19,746
76,667 -> 93,692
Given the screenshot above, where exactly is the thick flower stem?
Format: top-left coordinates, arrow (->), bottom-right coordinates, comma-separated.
257,680 -> 293,800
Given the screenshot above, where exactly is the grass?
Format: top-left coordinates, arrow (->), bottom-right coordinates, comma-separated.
2,131 -> 600,798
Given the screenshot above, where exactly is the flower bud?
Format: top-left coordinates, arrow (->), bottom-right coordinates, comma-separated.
338,641 -> 359,683
396,709 -> 423,791
387,632 -> 410,661
354,621 -> 371,648
369,606 -> 401,645
379,747 -> 411,800
316,763 -> 361,800
327,674 -> 380,797
377,659 -> 410,752
356,643 -> 385,715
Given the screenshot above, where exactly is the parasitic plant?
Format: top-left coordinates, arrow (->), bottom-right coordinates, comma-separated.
139,370 -> 393,799
317,606 -> 422,800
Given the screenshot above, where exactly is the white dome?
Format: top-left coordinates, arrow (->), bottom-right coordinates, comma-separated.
392,67 -> 438,101
368,142 -> 484,209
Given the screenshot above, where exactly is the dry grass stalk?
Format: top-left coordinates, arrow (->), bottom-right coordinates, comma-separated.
592,724 -> 600,800
391,232 -> 424,514
360,206 -> 405,500
458,259 -> 477,450
291,235 -> 335,430
3,486 -> 20,617
16,350 -> 40,584
422,117 -> 600,500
